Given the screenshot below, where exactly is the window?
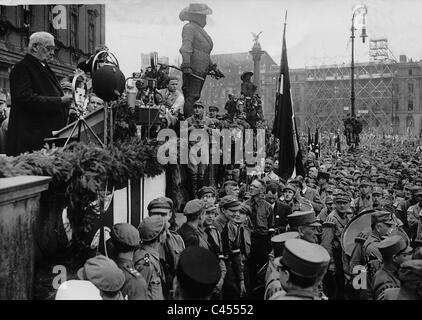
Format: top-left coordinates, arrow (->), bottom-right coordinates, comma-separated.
409,69 -> 413,76
406,116 -> 414,128
70,13 -> 78,48
408,98 -> 414,111
408,82 -> 414,94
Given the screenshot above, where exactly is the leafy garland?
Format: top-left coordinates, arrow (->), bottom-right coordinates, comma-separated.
0,99 -> 164,250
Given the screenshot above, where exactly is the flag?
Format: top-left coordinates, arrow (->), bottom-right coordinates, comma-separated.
272,14 -> 305,180
335,134 -> 341,153
314,127 -> 320,159
307,127 -> 313,153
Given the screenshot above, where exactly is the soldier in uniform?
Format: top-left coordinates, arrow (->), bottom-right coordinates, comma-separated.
134,215 -> 166,300
283,183 -> 314,212
177,199 -> 209,249
264,231 -> 300,300
373,235 -> 413,300
406,187 -> 422,241
147,197 -> 185,299
198,185 -> 217,206
287,210 -> 322,244
384,260 -> 422,300
271,239 -> 330,300
351,176 -> 374,214
317,171 -> 331,203
202,204 -> 226,299
174,246 -> 221,300
109,223 -> 148,300
77,255 -> 126,300
321,191 -> 351,300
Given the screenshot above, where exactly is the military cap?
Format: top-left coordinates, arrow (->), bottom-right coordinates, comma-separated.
208,105 -> 219,112
376,176 -> 388,184
55,280 -> 102,300
223,180 -> 238,188
371,210 -> 394,226
193,100 -> 205,108
277,239 -> 329,279
111,222 -> 140,247
138,215 -> 165,242
377,235 -> 412,261
219,195 -> 241,210
176,246 -> 221,294
317,171 -> 330,181
77,255 -> 125,292
184,199 -> 205,216
239,203 -> 252,216
372,186 -> 383,195
283,183 -> 297,193
204,204 -> 218,212
61,81 -> 73,91
359,176 -> 372,186
271,231 -> 300,258
339,178 -> 351,186
197,186 -> 216,198
398,260 -> 422,283
414,187 -> 422,196
147,197 -> 172,215
333,191 -> 350,202
287,210 -> 321,229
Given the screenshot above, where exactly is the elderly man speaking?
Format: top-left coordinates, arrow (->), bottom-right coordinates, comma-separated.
6,31 -> 72,156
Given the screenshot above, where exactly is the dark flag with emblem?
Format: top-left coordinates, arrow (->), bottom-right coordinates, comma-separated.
272,12 -> 305,180
335,134 -> 341,154
314,127 -> 320,159
308,127 -> 313,153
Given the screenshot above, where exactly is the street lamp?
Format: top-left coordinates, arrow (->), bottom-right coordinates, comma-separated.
350,4 -> 368,118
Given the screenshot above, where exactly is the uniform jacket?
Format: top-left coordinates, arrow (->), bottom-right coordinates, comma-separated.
272,200 -> 292,233
245,197 -> 273,235
351,195 -> 374,214
115,257 -> 148,300
7,54 -> 67,156
302,186 -> 324,213
179,21 -> 214,77
134,245 -> 165,300
407,202 -> 422,239
177,222 -> 210,249
272,288 -> 319,300
373,265 -> 400,300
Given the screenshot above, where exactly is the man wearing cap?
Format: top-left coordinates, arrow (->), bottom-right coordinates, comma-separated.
406,187 -> 422,241
197,185 -> 217,205
147,197 -> 185,299
78,255 -> 126,300
396,184 -> 418,231
177,199 -> 209,249
207,105 -> 220,124
321,191 -> 351,300
264,231 -> 300,300
351,176 -> 373,214
109,223 -> 148,300
215,195 -> 245,299
372,186 -> 384,209
373,235 -> 413,300
317,195 -> 335,223
287,210 -> 321,244
291,176 -> 324,214
240,71 -> 257,98
317,171 -> 331,203
134,216 -> 166,300
202,203 -> 226,299
186,100 -> 213,197
179,3 -> 220,117
174,246 -> 221,300
272,239 -> 330,300
384,260 -> 422,300
245,179 -> 274,291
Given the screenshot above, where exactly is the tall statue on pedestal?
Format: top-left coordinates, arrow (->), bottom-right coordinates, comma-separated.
179,3 -> 224,118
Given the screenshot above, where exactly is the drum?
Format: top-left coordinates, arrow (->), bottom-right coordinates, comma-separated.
341,209 -> 374,257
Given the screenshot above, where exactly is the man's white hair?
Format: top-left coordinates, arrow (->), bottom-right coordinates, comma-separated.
28,31 -> 54,52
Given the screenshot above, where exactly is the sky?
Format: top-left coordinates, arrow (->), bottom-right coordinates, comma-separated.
6,0 -> 422,77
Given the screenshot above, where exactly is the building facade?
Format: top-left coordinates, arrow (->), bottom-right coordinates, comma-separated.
0,4 -> 105,97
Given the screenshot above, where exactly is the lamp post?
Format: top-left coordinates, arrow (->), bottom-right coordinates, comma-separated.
350,4 -> 368,118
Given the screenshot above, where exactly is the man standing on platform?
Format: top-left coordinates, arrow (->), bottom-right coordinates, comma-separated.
7,31 -> 72,156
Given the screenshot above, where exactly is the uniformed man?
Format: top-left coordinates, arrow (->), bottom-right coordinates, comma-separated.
77,255 -> 126,300
372,235 -> 413,300
406,187 -> 422,241
198,185 -> 217,205
202,204 -> 226,299
109,223 -> 148,300
321,191 -> 351,300
282,183 -> 313,212
174,246 -> 221,300
351,176 -> 374,214
264,231 -> 300,300
177,199 -> 210,249
372,186 -> 384,209
317,195 -> 335,223
290,176 -> 324,214
271,239 -> 330,300
147,197 -> 185,299
287,210 -> 321,244
384,259 -> 422,300
318,171 -> 331,203
215,195 -> 245,299
134,215 -> 166,300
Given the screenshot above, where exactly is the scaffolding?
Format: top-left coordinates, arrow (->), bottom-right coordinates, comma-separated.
303,61 -> 395,134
